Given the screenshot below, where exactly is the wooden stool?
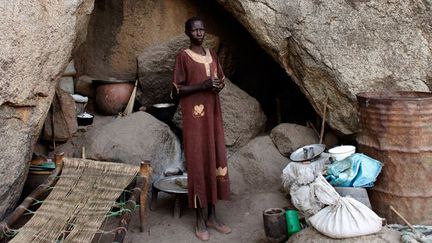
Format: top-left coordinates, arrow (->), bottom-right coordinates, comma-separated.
150,175 -> 188,218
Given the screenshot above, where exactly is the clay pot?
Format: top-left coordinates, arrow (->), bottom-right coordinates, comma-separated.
263,208 -> 288,243
94,81 -> 134,115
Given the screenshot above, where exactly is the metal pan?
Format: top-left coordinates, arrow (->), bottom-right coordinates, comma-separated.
153,175 -> 188,194
290,144 -> 326,162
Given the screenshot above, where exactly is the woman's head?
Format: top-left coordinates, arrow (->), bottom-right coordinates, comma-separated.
185,17 -> 205,46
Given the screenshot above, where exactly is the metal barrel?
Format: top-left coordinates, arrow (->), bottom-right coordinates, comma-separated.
357,91 -> 432,224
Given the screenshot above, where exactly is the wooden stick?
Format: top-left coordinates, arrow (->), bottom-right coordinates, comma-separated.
390,205 -> 415,231
123,58 -> 139,116
319,96 -> 329,144
139,161 -> 152,232
0,153 -> 64,234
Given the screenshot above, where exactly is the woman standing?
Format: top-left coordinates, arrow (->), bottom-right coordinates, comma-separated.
172,16 -> 231,241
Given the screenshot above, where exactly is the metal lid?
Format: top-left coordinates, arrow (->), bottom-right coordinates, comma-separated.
290,144 -> 326,162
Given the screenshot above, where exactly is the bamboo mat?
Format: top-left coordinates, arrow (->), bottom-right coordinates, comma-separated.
10,158 -> 139,243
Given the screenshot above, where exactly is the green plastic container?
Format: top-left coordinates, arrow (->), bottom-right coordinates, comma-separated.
285,209 -> 301,236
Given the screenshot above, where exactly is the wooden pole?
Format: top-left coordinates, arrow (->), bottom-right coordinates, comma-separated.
390,205 -> 415,231
319,96 -> 329,144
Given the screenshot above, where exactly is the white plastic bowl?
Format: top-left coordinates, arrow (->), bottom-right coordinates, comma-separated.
328,145 -> 356,161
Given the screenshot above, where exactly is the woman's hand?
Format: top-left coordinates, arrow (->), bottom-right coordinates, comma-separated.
212,79 -> 225,93
201,79 -> 214,90
201,79 -> 224,92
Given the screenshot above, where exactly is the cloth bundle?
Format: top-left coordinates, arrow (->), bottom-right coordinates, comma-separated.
309,175 -> 383,238
326,153 -> 382,187
281,155 -> 329,217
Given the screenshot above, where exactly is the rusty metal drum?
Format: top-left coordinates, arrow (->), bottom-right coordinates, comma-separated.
357,91 -> 432,224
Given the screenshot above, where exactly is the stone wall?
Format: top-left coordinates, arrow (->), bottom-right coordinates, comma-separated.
0,0 -> 95,219
216,0 -> 432,134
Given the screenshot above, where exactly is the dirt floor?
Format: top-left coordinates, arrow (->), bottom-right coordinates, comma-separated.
123,191 -> 289,243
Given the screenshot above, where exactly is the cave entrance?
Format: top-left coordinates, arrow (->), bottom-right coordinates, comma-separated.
73,0 -> 316,130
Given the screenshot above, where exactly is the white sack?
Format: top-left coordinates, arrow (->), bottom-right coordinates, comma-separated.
309,175 -> 383,238
290,184 -> 323,217
281,154 -> 329,192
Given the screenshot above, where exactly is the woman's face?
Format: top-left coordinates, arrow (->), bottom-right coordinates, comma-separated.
186,20 -> 205,46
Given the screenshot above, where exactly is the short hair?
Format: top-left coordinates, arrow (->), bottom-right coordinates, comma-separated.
185,16 -> 204,31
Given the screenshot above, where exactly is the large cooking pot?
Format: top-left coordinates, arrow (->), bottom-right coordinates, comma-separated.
94,80 -> 134,115
146,103 -> 177,124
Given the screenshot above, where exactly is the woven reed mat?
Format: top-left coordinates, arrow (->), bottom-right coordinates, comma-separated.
10,158 -> 139,243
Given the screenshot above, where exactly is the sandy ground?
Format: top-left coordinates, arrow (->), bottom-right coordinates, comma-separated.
122,191 -> 289,243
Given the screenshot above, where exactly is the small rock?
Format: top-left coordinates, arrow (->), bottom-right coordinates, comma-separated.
63,60 -> 76,76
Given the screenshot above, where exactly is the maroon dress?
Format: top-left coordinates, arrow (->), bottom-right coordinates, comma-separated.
172,48 -> 230,208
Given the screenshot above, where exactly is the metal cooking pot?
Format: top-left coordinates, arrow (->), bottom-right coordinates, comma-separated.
146,103 -> 177,123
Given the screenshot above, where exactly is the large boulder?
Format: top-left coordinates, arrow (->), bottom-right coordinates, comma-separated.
82,112 -> 183,180
220,79 -> 267,153
216,0 -> 432,134
173,79 -> 267,154
136,34 -> 220,107
270,123 -> 318,156
228,135 -> 288,195
0,0 -> 94,219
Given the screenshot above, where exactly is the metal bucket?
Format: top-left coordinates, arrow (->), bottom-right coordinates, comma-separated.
357,91 -> 432,224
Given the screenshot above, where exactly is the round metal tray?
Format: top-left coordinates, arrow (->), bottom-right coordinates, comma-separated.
290,144 -> 326,162
153,175 -> 188,194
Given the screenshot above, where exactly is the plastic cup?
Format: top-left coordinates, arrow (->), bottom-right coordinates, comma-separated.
285,209 -> 301,236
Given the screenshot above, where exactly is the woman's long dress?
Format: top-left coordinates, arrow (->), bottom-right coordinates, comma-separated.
172,48 -> 230,208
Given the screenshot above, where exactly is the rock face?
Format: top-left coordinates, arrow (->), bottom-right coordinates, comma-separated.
82,112 -> 183,180
228,136 -> 288,195
74,0 -> 197,80
270,123 -> 318,156
216,0 -> 432,134
0,1 -> 94,219
136,34 -> 220,107
173,79 -> 267,154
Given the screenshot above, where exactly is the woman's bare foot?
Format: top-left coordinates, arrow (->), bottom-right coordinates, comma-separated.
207,205 -> 232,234
195,208 -> 210,241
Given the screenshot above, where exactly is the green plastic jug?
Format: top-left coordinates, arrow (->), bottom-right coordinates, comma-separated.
285,209 -> 301,236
